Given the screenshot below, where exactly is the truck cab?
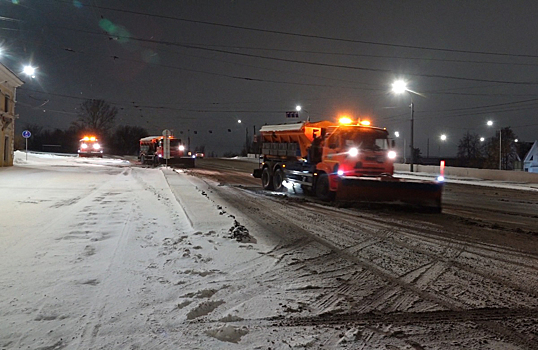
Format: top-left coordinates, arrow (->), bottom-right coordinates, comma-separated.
78,136 -> 103,157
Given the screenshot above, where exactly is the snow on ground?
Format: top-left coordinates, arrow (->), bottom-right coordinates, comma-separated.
1,151 -> 276,349
2,151 -> 537,350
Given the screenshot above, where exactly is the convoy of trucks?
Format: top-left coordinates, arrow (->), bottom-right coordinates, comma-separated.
138,116 -> 443,211
252,117 -> 443,211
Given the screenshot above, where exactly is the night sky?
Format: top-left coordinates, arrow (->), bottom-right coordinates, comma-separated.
3,0 -> 538,156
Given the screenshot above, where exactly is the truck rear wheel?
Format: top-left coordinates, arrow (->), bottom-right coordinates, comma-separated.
262,167 -> 274,190
273,168 -> 285,192
315,173 -> 334,201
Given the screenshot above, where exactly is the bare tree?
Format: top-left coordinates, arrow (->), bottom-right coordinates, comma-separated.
110,125 -> 149,155
457,131 -> 483,167
72,99 -> 118,136
483,127 -> 518,170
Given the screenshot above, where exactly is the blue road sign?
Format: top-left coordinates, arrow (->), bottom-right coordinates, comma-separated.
22,130 -> 31,138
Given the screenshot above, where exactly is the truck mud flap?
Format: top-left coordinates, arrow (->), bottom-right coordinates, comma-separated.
336,177 -> 443,212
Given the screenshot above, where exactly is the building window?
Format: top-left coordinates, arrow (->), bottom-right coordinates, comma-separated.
4,94 -> 9,113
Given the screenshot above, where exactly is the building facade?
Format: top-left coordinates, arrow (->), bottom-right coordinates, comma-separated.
523,141 -> 538,173
0,63 -> 24,167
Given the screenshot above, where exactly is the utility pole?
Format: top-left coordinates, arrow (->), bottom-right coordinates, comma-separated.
499,129 -> 502,170
410,101 -> 414,172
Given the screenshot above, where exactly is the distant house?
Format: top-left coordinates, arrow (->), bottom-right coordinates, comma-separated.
523,141 -> 538,173
0,63 -> 24,167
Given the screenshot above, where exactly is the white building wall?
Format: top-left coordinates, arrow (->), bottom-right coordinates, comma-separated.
523,141 -> 538,173
0,64 -> 24,167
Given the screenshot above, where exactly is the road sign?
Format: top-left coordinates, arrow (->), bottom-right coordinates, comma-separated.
286,111 -> 299,118
22,130 -> 31,161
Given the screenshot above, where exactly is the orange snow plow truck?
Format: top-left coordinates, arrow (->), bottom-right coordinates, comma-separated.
139,136 -> 195,168
252,117 -> 443,212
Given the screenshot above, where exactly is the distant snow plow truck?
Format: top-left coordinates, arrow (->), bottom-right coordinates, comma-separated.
139,135 -> 195,168
78,136 -> 103,157
252,117 -> 443,212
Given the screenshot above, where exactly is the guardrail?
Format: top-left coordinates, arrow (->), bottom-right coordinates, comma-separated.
394,163 -> 538,184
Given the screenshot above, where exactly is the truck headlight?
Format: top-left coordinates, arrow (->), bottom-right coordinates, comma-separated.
348,147 -> 359,157
179,145 -> 185,151
93,143 -> 101,150
81,143 -> 88,149
387,151 -> 397,159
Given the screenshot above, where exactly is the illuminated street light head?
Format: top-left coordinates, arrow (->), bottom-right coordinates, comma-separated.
296,105 -> 301,112
23,65 -> 36,78
391,80 -> 408,94
440,134 -> 447,141
480,137 -> 485,142
237,119 -> 241,124
394,131 -> 400,138
487,120 -> 493,126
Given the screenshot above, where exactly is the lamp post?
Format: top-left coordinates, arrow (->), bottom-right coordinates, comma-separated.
296,105 -> 310,121
487,120 -> 501,170
394,131 -> 406,163
392,80 -> 422,172
238,119 -> 257,155
439,134 -> 447,156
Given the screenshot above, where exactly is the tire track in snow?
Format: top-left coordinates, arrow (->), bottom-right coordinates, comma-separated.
208,184 -> 538,348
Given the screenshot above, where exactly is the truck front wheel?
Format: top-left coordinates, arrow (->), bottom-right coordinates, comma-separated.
262,167 -> 274,190
315,173 -> 334,201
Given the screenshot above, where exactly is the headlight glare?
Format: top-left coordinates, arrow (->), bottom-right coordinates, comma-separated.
348,147 -> 359,157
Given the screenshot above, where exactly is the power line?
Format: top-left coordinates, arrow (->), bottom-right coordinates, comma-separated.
51,0 -> 538,59
170,43 -> 538,68
47,25 -> 538,86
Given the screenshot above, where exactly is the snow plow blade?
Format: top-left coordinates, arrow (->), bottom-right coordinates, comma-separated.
336,176 -> 443,212
167,157 -> 195,168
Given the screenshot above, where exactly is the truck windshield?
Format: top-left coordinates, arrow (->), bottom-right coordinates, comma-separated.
343,129 -> 390,151
158,139 -> 183,147
170,139 -> 182,147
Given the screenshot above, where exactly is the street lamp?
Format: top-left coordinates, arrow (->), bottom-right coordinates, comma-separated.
392,79 -> 422,172
22,65 -> 37,78
295,104 -> 310,121
439,134 -> 447,156
393,131 -> 406,162
487,120 -> 501,170
238,119 -> 257,155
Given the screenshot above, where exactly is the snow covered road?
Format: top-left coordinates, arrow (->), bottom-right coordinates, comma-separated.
2,152 -> 538,349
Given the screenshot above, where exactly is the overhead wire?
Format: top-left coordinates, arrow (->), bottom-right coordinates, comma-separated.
5,1 -> 537,133
51,0 -> 538,59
